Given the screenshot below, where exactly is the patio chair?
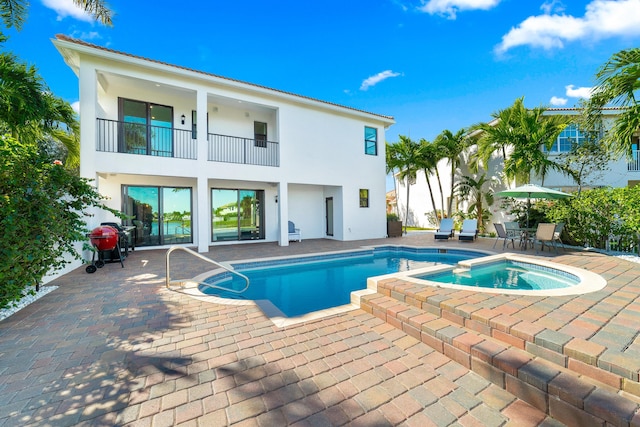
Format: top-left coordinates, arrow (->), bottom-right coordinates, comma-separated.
458,219 -> 478,242
493,223 -> 516,249
288,221 -> 302,242
434,218 -> 455,240
530,223 -> 558,254
553,222 -> 565,250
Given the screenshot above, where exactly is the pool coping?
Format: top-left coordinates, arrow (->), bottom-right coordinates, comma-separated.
177,246 -> 605,326
362,252 -> 607,298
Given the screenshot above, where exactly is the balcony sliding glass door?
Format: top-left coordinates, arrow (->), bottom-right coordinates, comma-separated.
119,98 -> 173,157
212,189 -> 264,241
123,185 -> 192,246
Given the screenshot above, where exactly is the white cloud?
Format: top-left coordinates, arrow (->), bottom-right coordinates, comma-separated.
495,0 -> 640,54
565,84 -> 593,98
419,0 -> 501,19
550,96 -> 568,106
42,0 -> 95,23
540,0 -> 565,14
360,70 -> 401,91
71,101 -> 80,114
70,30 -> 101,40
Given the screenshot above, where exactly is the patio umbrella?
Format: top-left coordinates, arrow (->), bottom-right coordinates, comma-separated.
495,183 -> 573,227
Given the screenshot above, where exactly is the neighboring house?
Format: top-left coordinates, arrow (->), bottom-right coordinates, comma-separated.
394,108 -> 639,230
52,35 -> 395,256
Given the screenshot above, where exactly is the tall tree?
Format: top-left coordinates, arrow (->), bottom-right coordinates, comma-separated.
435,128 -> 468,217
385,142 -> 401,217
472,97 -> 569,185
455,173 -> 496,233
586,48 -> 640,157
417,139 -> 441,227
389,135 -> 422,234
0,37 -> 80,166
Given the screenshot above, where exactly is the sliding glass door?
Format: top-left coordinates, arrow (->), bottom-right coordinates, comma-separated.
119,98 -> 173,157
123,185 -> 192,246
212,189 -> 264,241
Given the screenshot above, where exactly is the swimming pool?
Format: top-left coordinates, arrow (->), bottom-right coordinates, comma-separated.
189,248 -> 606,325
418,260 -> 580,290
381,253 -> 607,297
198,246 -> 485,318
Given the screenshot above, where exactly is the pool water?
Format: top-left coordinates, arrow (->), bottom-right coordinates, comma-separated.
419,260 -> 579,291
201,249 -> 477,317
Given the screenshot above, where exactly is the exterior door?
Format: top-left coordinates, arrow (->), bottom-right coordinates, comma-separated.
123,185 -> 193,246
119,98 -> 173,156
326,197 -> 334,236
212,189 -> 264,241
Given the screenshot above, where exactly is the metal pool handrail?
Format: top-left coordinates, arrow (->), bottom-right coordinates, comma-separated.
165,246 -> 250,294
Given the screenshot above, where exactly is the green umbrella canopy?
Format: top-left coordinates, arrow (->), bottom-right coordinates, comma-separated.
495,184 -> 572,227
495,184 -> 573,200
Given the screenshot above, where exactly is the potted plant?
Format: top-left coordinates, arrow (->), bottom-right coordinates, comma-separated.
387,213 -> 403,237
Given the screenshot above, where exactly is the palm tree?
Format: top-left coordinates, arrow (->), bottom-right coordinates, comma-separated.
0,0 -> 112,29
586,48 -> 640,157
417,139 -> 441,227
435,128 -> 469,217
0,39 -> 80,166
389,135 -> 422,234
472,97 -> 568,185
455,174 -> 497,233
385,142 -> 401,217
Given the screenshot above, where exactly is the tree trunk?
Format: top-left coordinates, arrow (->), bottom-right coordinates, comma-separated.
404,177 -> 411,235
424,170 -> 439,227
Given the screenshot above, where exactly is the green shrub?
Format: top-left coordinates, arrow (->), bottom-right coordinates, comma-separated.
0,135 -> 119,309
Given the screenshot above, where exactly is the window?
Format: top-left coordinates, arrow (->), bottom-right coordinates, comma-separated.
122,185 -> 193,246
365,126 -> 377,155
212,189 -> 264,241
254,121 -> 267,148
546,124 -> 590,153
359,189 -> 369,208
119,98 -> 173,157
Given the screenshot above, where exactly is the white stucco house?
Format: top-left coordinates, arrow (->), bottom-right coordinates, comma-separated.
394,108 -> 639,230
52,35 -> 395,256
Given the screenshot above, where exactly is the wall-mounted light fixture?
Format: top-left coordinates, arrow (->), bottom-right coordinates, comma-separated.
181,114 -> 186,125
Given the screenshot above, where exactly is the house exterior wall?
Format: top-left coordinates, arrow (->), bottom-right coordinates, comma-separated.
52,35 -> 394,276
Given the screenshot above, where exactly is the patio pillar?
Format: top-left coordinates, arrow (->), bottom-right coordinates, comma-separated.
278,183 -> 289,246
196,89 -> 209,253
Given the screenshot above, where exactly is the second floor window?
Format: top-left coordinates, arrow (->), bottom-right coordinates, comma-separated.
255,121 -> 267,148
545,124 -> 597,153
365,126 -> 377,155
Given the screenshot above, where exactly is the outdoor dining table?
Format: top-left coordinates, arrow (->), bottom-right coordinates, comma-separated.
509,227 -> 537,250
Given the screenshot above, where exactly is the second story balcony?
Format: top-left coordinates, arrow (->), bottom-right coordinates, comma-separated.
628,150 -> 640,172
97,118 -> 279,167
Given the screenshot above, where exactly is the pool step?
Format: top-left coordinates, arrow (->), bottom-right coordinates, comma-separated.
358,292 -> 640,427
369,276 -> 640,402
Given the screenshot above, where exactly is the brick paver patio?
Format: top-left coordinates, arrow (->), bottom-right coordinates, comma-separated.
1,233 -> 640,426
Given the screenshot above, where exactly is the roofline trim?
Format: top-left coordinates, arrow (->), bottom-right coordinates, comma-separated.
53,34 -> 395,125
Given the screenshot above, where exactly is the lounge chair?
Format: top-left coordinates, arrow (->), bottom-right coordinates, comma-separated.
288,221 -> 302,242
434,218 -> 454,240
553,222 -> 565,250
493,223 -> 516,249
458,219 -> 478,241
530,223 -> 558,254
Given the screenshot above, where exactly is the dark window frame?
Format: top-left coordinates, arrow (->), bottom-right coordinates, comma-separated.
254,121 -> 267,148
359,189 -> 369,208
364,126 -> 377,156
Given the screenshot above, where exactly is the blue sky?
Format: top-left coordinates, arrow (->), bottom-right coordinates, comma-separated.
5,0 -> 640,146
